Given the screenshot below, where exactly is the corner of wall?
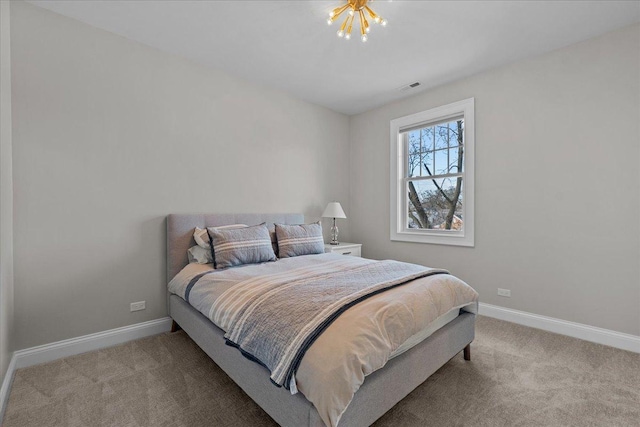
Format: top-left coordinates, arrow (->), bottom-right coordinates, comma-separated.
0,0 -> 15,385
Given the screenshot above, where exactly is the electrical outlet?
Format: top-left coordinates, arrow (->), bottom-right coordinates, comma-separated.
130,301 -> 146,312
497,288 -> 511,297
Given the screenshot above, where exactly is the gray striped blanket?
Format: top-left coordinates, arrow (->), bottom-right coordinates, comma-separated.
214,259 -> 448,390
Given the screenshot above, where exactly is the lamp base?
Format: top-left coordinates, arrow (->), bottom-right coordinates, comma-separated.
330,220 -> 339,246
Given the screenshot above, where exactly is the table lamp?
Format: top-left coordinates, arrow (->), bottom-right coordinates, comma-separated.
322,202 -> 347,245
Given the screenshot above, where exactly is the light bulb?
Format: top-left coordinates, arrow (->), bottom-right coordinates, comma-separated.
381,19 -> 388,27
366,27 -> 370,33
329,11 -> 335,18
327,18 -> 333,25
374,16 -> 381,23
345,33 -> 351,40
337,30 -> 344,37
361,34 -> 368,42
348,9 -> 354,16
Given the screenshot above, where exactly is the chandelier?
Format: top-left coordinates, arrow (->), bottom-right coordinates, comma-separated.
326,0 -> 387,42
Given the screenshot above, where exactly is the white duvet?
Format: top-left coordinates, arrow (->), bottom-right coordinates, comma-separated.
169,254 -> 478,427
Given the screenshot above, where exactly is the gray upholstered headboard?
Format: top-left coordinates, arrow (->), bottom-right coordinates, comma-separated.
166,213 -> 304,282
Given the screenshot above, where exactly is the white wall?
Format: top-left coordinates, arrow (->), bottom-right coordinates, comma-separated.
0,0 -> 14,382
350,24 -> 640,336
11,2 -> 350,349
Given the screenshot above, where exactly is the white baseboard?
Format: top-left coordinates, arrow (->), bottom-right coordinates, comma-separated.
0,317 -> 172,423
0,353 -> 16,423
479,302 -> 640,353
13,317 -> 173,369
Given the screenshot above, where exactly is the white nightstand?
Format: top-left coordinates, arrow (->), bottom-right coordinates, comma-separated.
324,242 -> 362,257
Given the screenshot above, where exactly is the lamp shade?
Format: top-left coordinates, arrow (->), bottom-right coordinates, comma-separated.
322,202 -> 347,219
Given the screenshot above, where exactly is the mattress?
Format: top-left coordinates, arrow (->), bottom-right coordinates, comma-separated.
390,308 -> 460,359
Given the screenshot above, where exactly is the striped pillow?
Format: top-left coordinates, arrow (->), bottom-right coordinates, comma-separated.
207,223 -> 276,269
194,224 -> 247,249
275,222 -> 325,258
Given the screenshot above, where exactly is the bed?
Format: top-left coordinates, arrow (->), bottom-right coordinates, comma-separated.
167,213 -> 477,427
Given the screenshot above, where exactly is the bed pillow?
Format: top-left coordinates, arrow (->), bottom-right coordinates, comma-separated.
267,224 -> 279,257
193,224 -> 247,249
275,222 -> 325,258
187,245 -> 213,264
207,223 -> 276,269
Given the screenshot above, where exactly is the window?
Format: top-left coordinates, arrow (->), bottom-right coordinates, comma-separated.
390,98 -> 474,246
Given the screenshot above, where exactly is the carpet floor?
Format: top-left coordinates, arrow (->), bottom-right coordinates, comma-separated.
3,316 -> 639,426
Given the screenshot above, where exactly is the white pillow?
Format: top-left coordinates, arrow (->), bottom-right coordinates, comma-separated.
193,227 -> 211,248
187,245 -> 213,264
193,224 -> 247,249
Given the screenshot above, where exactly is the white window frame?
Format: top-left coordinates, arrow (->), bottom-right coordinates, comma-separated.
390,98 -> 475,247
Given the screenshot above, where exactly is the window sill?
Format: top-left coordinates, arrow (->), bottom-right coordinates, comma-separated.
390,230 -> 474,247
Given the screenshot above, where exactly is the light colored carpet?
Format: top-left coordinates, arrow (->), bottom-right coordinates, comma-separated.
3,316 -> 639,426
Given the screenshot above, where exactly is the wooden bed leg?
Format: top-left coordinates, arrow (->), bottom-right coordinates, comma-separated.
170,320 -> 181,333
463,344 -> 471,361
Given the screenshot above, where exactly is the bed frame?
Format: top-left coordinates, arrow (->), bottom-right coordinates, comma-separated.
167,213 -> 475,427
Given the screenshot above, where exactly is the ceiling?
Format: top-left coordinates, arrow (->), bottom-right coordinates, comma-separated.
28,1 -> 640,115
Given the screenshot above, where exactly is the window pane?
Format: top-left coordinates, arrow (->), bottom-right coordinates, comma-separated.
407,141 -> 432,178
434,149 -> 450,175
422,127 -> 433,151
407,178 -> 464,230
451,120 -> 463,146
449,145 -> 463,173
435,125 -> 448,150
407,132 -> 421,177
420,151 -> 432,176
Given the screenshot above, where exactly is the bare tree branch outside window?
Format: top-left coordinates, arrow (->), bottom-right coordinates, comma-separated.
406,119 -> 464,230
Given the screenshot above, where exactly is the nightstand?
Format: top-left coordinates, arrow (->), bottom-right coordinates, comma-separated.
324,242 -> 362,257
